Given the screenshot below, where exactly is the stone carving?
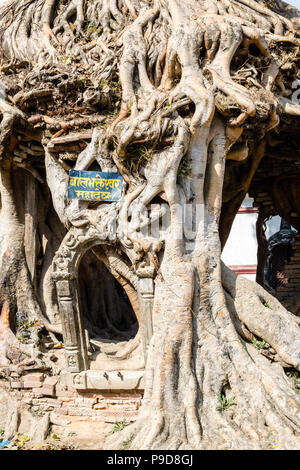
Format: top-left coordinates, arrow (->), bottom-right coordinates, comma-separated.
51,212 -> 153,374
66,353 -> 79,369
52,224 -> 115,281
72,372 -> 87,388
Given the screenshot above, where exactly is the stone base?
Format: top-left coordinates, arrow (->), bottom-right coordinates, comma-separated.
59,369 -> 145,390
0,367 -> 144,436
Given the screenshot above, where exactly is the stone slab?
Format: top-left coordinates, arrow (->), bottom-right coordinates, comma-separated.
59,370 -> 145,390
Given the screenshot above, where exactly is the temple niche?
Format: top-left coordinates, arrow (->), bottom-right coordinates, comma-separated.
78,249 -> 140,366
51,224 -> 155,391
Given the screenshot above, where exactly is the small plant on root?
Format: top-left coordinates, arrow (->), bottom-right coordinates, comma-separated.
110,419 -> 129,434
216,393 -> 237,412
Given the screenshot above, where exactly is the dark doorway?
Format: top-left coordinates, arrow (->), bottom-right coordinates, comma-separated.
78,249 -> 138,348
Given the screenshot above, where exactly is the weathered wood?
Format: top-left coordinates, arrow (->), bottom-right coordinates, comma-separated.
49,132 -> 93,146
24,174 -> 37,289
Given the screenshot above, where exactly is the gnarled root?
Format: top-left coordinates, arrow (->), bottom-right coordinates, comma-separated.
0,301 -> 37,366
105,261 -> 300,450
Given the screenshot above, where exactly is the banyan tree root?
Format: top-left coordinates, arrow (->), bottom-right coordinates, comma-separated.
0,301 -> 35,366
0,158 -> 62,337
105,120 -> 300,450
105,260 -> 300,450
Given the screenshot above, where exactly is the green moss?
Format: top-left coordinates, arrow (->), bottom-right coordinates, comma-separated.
177,156 -> 191,179
122,433 -> 135,450
99,79 -> 107,90
251,337 -> 270,350
287,371 -> 300,393
110,420 -> 128,434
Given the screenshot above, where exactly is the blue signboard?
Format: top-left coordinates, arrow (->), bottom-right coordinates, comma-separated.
68,170 -> 123,202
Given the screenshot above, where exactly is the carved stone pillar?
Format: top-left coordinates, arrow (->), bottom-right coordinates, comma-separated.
138,277 -> 154,360
56,278 -> 88,373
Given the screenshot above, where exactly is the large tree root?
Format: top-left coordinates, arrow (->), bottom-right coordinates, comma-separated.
105,259 -> 300,450
0,301 -> 40,366
0,158 -> 62,337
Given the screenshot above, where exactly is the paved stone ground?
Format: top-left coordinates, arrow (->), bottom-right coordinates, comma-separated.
4,417 -> 116,450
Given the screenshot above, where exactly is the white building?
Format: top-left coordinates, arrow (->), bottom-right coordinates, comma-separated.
221,195 -> 282,280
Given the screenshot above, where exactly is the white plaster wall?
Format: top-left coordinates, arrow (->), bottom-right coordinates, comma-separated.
221,212 -> 258,267
265,215 -> 281,239
221,197 -> 284,281
221,207 -> 293,280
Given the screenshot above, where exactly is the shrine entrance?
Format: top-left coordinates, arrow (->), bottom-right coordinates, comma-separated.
78,249 -> 143,372
52,226 -> 154,390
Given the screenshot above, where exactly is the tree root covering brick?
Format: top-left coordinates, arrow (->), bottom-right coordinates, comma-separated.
0,369 -> 143,446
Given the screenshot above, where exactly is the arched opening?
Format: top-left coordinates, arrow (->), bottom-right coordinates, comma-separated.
78,248 -> 143,370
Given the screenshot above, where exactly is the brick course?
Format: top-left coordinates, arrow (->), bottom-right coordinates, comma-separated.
0,369 -> 143,425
